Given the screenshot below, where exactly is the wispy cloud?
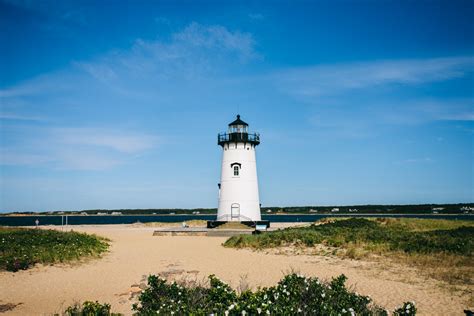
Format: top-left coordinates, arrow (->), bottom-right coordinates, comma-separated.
173,22 -> 257,61
0,149 -> 52,166
0,113 -> 45,121
274,56 -> 474,98
306,98 -> 474,140
394,157 -> 434,165
0,126 -> 158,170
0,22 -> 258,103
379,99 -> 474,125
53,127 -> 158,153
248,13 -> 265,20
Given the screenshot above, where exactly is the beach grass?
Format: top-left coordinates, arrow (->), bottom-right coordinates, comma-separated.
143,219 -> 208,227
224,218 -> 474,286
0,227 -> 109,272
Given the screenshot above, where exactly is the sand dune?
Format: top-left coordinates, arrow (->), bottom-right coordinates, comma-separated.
0,224 -> 470,315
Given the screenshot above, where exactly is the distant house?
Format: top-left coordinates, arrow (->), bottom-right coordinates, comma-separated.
432,207 -> 444,211
111,212 -> 122,215
348,209 -> 358,212
80,212 -> 88,216
192,211 -> 200,215
266,209 -> 272,213
309,209 -> 318,213
331,208 -> 340,213
170,212 -> 176,215
97,212 -> 107,215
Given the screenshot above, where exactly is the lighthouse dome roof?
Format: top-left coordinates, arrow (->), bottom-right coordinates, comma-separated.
228,115 -> 248,126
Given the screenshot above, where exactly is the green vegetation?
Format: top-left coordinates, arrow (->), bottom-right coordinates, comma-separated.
224,218 -> 474,286
0,227 -> 109,272
62,301 -> 122,316
224,218 -> 473,255
131,273 -> 414,315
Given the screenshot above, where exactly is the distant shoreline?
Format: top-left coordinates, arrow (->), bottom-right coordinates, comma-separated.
1,212 -> 473,217
1,213 -> 472,227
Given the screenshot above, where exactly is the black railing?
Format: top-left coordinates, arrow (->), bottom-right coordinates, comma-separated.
218,132 -> 260,146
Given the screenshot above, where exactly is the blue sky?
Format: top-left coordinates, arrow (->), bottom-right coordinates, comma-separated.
0,0 -> 473,212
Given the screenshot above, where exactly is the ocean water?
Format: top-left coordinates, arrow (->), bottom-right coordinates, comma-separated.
0,214 -> 472,226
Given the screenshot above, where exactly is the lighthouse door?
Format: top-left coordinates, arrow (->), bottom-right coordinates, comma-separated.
231,203 -> 240,220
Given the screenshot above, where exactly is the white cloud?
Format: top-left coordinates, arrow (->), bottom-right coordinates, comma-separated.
173,22 -> 256,60
55,150 -> 122,171
53,127 -> 158,153
0,126 -> 158,170
248,13 -> 265,20
394,157 -> 434,165
0,113 -> 45,121
381,99 -> 474,124
274,56 -> 474,98
74,22 -> 258,91
0,22 -> 258,100
0,149 -> 52,166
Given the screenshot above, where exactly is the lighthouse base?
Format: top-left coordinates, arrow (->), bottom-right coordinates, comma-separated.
207,220 -> 270,229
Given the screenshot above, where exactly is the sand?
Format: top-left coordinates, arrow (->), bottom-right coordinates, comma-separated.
0,224 -> 470,315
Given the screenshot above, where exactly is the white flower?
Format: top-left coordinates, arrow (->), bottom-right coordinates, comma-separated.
321,293 -> 325,298
257,308 -> 262,314
229,304 -> 235,310
342,308 -> 346,313
225,311 -> 229,316
264,294 -> 268,300
406,304 -> 411,309
298,308 -> 302,313
266,310 -> 270,315
242,310 -> 247,316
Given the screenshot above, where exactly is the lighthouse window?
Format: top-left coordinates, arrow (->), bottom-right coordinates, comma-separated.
233,165 -> 240,176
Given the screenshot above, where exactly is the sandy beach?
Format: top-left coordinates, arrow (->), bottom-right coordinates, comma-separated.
0,224 -> 471,315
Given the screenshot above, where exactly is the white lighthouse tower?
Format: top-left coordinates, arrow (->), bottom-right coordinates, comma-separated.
213,115 -> 265,226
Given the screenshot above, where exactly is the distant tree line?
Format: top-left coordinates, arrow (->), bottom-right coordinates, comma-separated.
3,203 -> 473,215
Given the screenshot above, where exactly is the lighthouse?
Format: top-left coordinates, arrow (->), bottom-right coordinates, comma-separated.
211,115 -> 267,227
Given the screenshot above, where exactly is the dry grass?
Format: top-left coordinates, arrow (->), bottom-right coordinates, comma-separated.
143,220 -> 207,227
215,222 -> 252,230
226,218 -> 474,291
373,217 -> 474,231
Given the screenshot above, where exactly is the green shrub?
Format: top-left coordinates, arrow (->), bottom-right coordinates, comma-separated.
133,273 -> 414,315
64,301 -> 121,316
0,227 -> 109,272
224,218 -> 474,256
393,301 -> 417,315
